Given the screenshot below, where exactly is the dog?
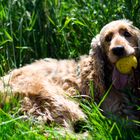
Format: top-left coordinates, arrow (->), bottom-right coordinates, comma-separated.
0,19 -> 140,129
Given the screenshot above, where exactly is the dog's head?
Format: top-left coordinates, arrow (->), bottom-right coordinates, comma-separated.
91,20 -> 140,89
100,19 -> 140,63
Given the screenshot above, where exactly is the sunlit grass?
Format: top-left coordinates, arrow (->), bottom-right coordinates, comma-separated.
0,89 -> 140,139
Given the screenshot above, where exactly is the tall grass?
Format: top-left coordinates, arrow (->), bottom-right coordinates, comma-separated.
0,0 -> 140,139
0,0 -> 140,72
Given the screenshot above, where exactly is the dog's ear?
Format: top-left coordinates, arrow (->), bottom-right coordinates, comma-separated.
81,34 -> 106,98
89,34 -> 105,63
129,22 -> 140,50
133,26 -> 140,66
135,27 -> 140,49
89,34 -> 101,56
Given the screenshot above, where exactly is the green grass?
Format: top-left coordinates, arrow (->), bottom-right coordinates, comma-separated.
0,0 -> 140,71
0,94 -> 140,140
0,0 -> 140,139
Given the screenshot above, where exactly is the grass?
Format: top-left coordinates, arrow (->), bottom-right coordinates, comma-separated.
0,0 -> 140,71
0,93 -> 140,140
0,0 -> 140,139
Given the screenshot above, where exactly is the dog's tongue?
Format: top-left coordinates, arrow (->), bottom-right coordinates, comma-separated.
112,67 -> 129,89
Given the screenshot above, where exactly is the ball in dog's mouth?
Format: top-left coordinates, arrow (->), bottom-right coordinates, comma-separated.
115,55 -> 138,74
112,55 -> 138,89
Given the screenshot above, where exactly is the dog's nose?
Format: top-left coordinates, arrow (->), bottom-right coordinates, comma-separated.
112,45 -> 125,56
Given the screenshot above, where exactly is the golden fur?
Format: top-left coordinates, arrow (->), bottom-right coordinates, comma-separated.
0,20 -> 140,128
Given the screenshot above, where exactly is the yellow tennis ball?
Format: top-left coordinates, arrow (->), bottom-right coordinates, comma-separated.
116,55 -> 138,74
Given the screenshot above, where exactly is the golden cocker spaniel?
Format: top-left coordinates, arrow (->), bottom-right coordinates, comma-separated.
0,19 -> 140,129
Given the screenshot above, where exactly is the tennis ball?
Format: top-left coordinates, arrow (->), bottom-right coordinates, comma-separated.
116,55 -> 138,74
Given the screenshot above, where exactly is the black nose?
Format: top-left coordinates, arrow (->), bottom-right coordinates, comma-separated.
112,45 -> 125,56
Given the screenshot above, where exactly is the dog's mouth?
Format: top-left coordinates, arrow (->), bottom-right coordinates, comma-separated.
112,55 -> 138,89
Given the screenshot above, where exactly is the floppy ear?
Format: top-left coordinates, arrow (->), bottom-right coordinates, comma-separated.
90,34 -> 106,60
90,34 -> 106,96
135,27 -> 140,50
129,22 -> 140,53
80,35 -> 106,101
89,34 -> 101,56
134,26 -> 140,69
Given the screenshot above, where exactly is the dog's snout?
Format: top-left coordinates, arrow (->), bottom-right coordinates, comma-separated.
112,45 -> 125,56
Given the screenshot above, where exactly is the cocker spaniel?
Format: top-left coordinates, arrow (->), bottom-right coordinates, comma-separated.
0,19 -> 140,128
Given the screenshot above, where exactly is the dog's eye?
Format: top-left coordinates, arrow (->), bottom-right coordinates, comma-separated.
105,35 -> 112,42
124,31 -> 131,37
